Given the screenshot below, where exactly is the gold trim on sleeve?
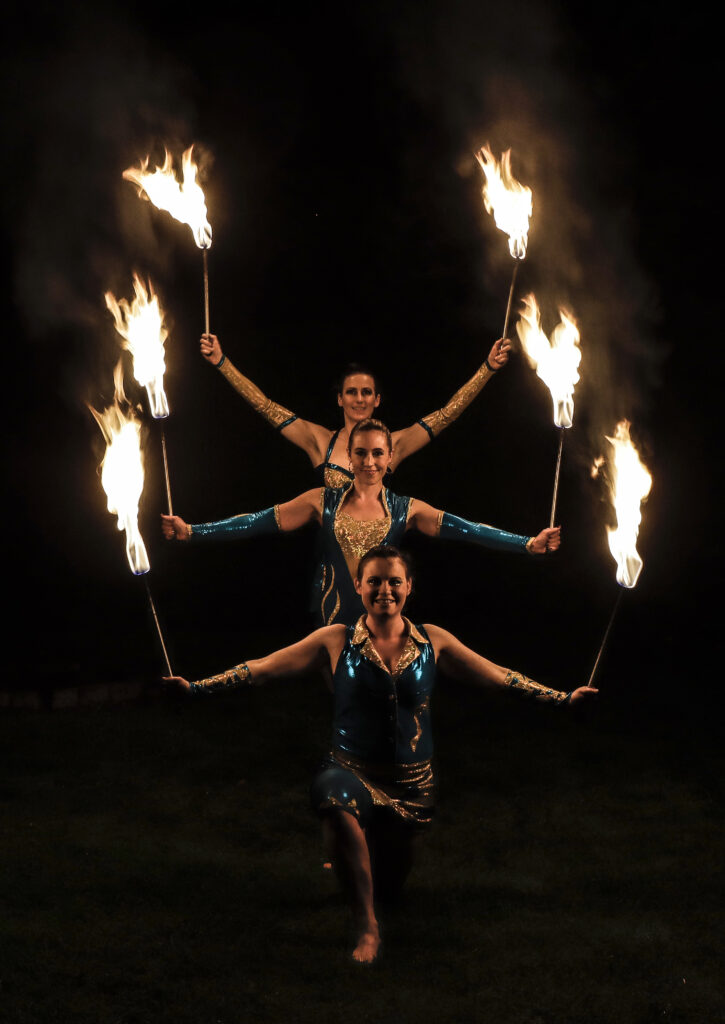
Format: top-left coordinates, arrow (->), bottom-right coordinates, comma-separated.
421,362 -> 495,437
503,669 -> 568,704
218,358 -> 296,429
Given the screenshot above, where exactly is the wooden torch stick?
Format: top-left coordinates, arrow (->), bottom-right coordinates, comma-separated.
549,428 -> 565,527
202,247 -> 210,337
143,575 -> 173,676
587,587 -> 625,689
160,423 -> 173,516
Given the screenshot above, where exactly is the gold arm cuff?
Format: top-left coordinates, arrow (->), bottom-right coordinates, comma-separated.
503,669 -> 568,705
273,504 -> 282,530
421,362 -> 495,437
218,358 -> 295,429
192,663 -> 251,693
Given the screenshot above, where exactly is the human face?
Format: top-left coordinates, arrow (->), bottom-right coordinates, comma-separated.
355,557 -> 411,616
337,374 -> 380,423
349,430 -> 392,484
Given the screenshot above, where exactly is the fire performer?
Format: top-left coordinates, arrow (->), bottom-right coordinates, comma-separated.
163,544 -> 597,963
161,418 -> 560,626
199,332 -> 511,487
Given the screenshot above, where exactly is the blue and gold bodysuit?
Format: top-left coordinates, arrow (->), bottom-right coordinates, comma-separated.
310,616 -> 437,830
315,484 -> 411,627
190,486 -> 535,627
314,429 -> 355,489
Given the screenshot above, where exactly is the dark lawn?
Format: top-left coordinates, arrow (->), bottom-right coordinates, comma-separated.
1,681 -> 721,1024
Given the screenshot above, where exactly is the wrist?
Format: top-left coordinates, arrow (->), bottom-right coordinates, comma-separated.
214,353 -> 226,368
484,357 -> 498,372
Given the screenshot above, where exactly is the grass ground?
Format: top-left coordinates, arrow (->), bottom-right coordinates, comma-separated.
1,680 -> 722,1024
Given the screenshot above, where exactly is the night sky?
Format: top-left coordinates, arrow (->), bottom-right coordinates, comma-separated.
3,1 -> 718,723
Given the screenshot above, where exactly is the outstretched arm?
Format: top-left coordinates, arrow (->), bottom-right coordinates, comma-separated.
390,338 -> 511,469
164,625 -> 347,693
160,488 -> 323,542
406,498 -> 561,555
425,624 -> 597,706
200,333 -> 333,466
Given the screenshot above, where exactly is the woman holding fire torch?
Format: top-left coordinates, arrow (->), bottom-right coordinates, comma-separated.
163,543 -> 597,963
199,333 -> 511,488
161,418 -> 560,626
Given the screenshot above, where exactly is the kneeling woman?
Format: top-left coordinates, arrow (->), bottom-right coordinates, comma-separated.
164,545 -> 597,964
162,418 -> 561,627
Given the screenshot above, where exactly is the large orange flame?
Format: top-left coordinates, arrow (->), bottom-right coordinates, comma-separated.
596,420 -> 652,588
90,363 -> 150,575
123,145 -> 212,249
105,275 -> 169,419
475,145 -> 532,259
516,294 -> 581,428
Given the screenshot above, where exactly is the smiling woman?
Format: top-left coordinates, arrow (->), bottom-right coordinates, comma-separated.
199,332 -> 511,486
161,420 -> 561,626
163,544 -> 597,963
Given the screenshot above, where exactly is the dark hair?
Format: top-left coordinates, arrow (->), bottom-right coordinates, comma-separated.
356,545 -> 413,581
348,418 -> 393,454
336,363 -> 381,397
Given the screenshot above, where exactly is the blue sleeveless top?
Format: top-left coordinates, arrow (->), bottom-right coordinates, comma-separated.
332,617 -> 437,764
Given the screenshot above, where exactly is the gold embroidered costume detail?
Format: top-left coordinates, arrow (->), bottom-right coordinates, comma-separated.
321,564 -> 340,625
334,490 -> 391,583
273,504 -> 282,530
421,361 -> 496,437
324,466 -> 354,489
503,669 -> 568,704
218,357 -> 295,429
331,749 -> 435,827
410,697 -> 430,753
193,662 -> 251,692
351,616 -> 429,678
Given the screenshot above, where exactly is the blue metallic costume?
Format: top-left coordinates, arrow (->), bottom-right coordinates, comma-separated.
188,484 -> 535,627
190,618 -> 571,829
314,429 -> 354,489
310,616 -> 437,830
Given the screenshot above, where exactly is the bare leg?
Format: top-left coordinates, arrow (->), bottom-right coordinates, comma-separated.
321,810 -> 381,963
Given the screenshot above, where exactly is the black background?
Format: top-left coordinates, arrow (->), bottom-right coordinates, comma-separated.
2,1 -> 719,725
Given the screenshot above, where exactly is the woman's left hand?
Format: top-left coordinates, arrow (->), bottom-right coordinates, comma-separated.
529,526 -> 561,554
487,337 -> 512,370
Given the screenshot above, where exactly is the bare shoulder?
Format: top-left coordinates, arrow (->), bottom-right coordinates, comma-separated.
281,417 -> 334,465
422,623 -> 457,657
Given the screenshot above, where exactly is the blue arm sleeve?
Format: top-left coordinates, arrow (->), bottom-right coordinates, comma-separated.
190,506 -> 280,541
439,511 -> 530,554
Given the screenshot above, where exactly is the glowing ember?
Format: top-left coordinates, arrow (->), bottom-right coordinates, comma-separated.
90,363 -> 150,575
123,145 -> 212,249
105,275 -> 169,419
475,145 -> 533,259
595,420 -> 652,588
516,294 -> 582,428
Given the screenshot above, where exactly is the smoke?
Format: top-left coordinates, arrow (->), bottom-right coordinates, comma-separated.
4,5 -> 199,408
377,0 -> 665,462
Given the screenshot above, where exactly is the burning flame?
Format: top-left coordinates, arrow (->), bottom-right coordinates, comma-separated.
90,362 -> 150,575
595,420 -> 652,589
123,145 -> 212,249
516,294 -> 582,428
104,274 -> 169,421
105,275 -> 169,419
475,145 -> 533,259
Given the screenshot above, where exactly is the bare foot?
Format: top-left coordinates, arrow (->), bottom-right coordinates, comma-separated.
352,926 -> 381,964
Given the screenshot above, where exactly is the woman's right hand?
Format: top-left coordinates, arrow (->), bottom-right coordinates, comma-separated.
161,515 -> 191,541
200,333 -> 223,364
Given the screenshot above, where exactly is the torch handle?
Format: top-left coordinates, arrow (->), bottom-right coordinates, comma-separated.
549,429 -> 565,528
501,260 -> 521,342
203,247 -> 210,337
160,424 -> 173,516
144,576 -> 174,677
587,588 -> 624,689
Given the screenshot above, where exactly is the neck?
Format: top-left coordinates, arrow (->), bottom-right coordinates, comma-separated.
351,477 -> 384,500
365,611 -> 406,639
